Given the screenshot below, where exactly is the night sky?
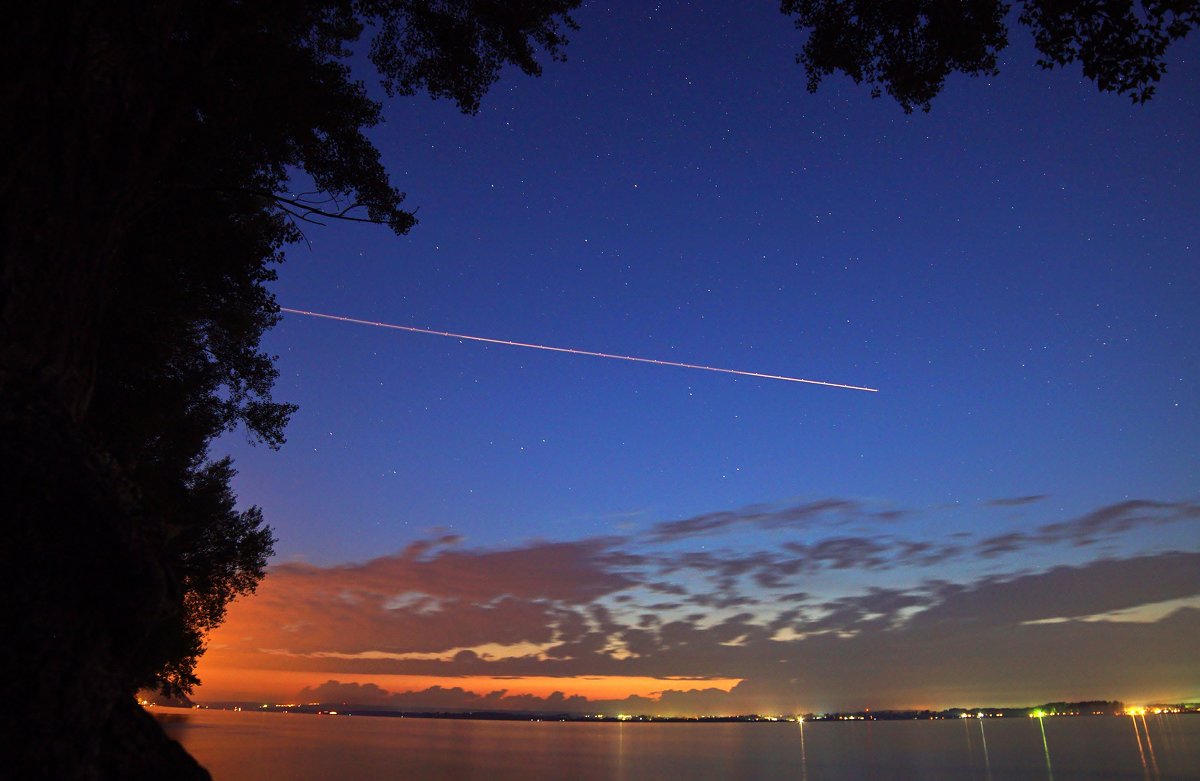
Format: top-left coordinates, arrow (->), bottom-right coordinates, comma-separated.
197,3 -> 1199,713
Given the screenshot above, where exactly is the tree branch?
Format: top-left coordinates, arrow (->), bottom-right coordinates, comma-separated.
248,190 -> 388,226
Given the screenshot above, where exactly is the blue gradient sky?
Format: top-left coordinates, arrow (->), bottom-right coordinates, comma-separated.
202,4 -> 1199,711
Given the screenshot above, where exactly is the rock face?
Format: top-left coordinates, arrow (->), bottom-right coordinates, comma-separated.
0,385 -> 209,780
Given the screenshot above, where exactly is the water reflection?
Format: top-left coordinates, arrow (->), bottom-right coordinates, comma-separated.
1141,714 -> 1160,778
615,721 -> 625,781
797,718 -> 807,781
977,717 -> 992,781
1033,714 -> 1054,781
1131,713 -> 1151,780
159,707 -> 1200,781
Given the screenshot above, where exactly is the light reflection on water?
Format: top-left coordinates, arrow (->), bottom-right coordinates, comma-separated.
978,717 -> 993,781
157,708 -> 1200,781
1133,714 -> 1151,780
615,721 -> 624,781
798,718 -> 807,781
1142,714 -> 1161,778
1035,715 -> 1055,781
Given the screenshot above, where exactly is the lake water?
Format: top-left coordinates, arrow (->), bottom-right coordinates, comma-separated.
157,708 -> 1200,780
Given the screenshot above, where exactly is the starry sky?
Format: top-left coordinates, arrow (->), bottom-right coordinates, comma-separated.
196,3 -> 1200,714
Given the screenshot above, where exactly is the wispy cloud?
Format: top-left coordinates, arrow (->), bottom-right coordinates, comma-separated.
984,494 -> 1048,507
977,499 -> 1200,557
644,499 -> 861,542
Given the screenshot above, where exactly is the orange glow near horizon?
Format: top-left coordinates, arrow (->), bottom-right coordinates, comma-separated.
193,665 -> 741,704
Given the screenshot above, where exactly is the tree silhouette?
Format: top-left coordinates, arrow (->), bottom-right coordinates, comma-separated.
783,0 -> 1199,112
1,2 -> 578,777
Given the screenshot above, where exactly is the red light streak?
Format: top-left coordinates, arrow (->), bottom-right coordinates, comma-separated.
279,307 -> 879,392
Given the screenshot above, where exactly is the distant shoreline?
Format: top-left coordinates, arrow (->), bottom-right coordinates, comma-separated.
152,699 -> 1199,724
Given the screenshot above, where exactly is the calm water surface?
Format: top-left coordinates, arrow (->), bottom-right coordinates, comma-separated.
157,708 -> 1200,780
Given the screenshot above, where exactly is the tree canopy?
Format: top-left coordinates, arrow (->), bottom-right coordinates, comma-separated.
783,0 -> 1200,112
76,0 -> 581,698
2,2 -> 580,774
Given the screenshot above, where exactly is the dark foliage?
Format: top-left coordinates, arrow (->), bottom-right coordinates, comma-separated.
2,1 -> 577,775
369,0 -> 578,112
782,0 -> 1199,111
783,0 -> 1009,112
1019,0 -> 1200,101
75,0 -> 578,702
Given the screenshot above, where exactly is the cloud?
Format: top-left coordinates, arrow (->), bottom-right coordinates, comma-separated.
645,499 -> 860,542
893,540 -> 962,567
297,680 -> 600,713
294,679 -> 795,718
977,499 -> 1199,556
783,536 -> 891,570
1035,500 -> 1200,547
911,551 -> 1200,629
806,587 -> 933,633
289,599 -> 1200,715
201,496 -> 1200,711
984,494 -> 1048,507
976,531 -> 1031,558
206,538 -> 635,661
312,537 -> 630,604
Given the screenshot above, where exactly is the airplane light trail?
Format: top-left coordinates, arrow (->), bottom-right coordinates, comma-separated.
279,307 -> 878,392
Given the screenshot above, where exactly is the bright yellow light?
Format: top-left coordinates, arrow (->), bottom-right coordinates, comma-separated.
1126,706 -> 1146,716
